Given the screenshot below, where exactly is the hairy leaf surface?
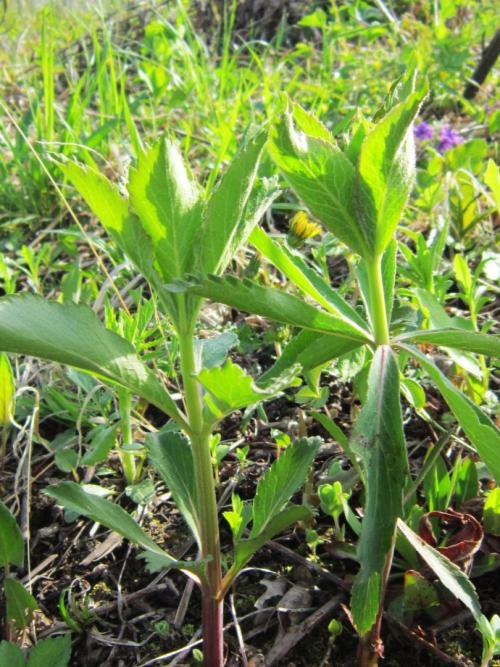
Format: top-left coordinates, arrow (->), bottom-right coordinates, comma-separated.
350,346 -> 408,634
189,276 -> 370,341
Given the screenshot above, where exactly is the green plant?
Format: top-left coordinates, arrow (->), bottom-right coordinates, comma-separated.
0,134 -> 321,666
0,635 -> 72,667
184,75 -> 500,665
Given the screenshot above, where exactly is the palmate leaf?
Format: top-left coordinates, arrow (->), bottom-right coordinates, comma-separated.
146,431 -> 200,547
45,482 -> 204,579
354,80 -> 428,257
0,500 -> 24,568
350,346 -> 408,634
269,102 -> 367,258
0,295 -> 183,426
128,138 -> 202,282
397,329 -> 500,358
188,275 -> 371,342
403,345 -> 500,484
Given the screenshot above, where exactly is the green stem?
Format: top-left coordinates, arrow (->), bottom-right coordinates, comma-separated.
118,389 -> 137,485
177,304 -> 223,666
367,255 -> 390,346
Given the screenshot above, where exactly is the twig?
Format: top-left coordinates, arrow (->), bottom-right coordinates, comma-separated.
265,595 -> 342,666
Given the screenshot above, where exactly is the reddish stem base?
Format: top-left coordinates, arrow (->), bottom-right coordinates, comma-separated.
202,594 -> 224,667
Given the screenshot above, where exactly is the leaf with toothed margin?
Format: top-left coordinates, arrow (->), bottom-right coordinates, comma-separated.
198,358 -> 298,420
45,482 -> 206,581
188,275 -> 371,342
350,346 -> 408,635
0,294 -> 183,425
401,344 -> 500,484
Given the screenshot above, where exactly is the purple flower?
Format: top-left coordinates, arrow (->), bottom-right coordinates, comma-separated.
414,121 -> 433,141
438,125 -> 463,153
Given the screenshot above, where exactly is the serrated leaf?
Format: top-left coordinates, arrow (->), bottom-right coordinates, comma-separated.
0,295 -> 182,424
398,329 -> 500,358
249,226 -> 369,333
146,431 -> 200,546
258,329 -> 365,387
199,133 -> 273,275
198,359 -> 293,419
58,160 -> 156,283
234,505 -> 312,571
403,345 -> 500,484
355,82 -> 427,257
128,138 -> 202,282
350,346 -> 408,634
0,500 -> 24,568
397,519 -> 486,626
4,578 -> 38,630
27,635 -> 72,667
269,102 -> 367,257
189,276 -> 370,342
44,482 -> 203,578
0,641 -> 25,667
251,437 -> 320,537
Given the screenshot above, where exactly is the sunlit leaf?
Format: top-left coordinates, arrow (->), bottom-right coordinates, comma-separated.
0,295 -> 183,425
350,346 -> 408,634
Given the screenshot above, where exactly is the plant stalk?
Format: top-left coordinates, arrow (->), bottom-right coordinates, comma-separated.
367,256 -> 390,346
118,388 -> 137,485
178,310 -> 224,667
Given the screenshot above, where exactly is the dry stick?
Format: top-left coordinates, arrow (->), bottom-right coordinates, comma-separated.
265,595 -> 343,666
229,588 -> 249,667
0,100 -> 130,315
464,29 -> 500,100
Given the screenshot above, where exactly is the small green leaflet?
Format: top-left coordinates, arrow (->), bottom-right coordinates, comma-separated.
188,275 -> 370,341
45,482 -> 204,580
0,500 -> 24,568
4,578 -> 38,630
229,437 -> 320,577
0,295 -> 183,426
350,346 -> 408,635
198,359 -> 293,419
27,635 -> 72,667
146,431 -> 201,547
251,437 -> 320,537
403,345 -> 500,484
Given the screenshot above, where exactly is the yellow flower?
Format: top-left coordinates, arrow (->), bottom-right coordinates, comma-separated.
289,211 -> 321,243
